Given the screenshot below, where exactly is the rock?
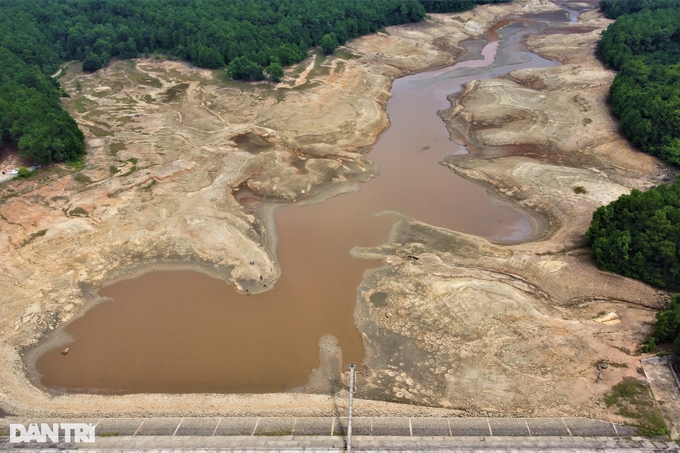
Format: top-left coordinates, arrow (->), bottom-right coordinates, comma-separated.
61,348 -> 70,355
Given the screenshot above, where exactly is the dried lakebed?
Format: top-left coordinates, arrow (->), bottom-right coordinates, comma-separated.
30,19 -> 552,395
0,0 -> 671,419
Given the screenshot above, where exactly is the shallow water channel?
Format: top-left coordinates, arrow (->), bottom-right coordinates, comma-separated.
34,19 -> 561,394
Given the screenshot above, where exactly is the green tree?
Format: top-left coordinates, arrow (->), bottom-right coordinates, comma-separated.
117,38 -> 138,60
195,46 -> 225,69
265,62 -> 284,82
81,52 -> 102,72
17,166 -> 30,177
319,32 -> 339,55
228,56 -> 264,81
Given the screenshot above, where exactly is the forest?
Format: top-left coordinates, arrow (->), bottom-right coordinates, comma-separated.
0,49 -> 85,164
0,0 -> 509,164
599,0 -> 680,19
598,7 -> 680,165
591,0 -> 680,353
587,180 -> 680,291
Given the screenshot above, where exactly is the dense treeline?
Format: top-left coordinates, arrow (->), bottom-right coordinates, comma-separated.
599,0 -> 680,19
592,0 -> 680,356
598,7 -> 680,165
418,0 -> 510,13
0,49 -> 85,164
0,0 -> 427,75
587,180 -> 680,290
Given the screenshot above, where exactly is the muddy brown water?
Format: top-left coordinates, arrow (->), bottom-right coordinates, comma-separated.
34,20 -> 559,394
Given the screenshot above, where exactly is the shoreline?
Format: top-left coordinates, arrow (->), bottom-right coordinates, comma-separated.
0,0 -> 670,421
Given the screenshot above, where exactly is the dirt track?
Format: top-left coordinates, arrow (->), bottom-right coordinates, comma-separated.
0,0 -> 673,420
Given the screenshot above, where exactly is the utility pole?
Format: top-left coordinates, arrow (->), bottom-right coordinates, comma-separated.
347,364 -> 356,453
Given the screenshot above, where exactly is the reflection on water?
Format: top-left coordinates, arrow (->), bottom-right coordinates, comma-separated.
35,21 -> 557,394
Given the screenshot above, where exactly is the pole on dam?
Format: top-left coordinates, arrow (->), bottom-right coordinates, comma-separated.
347,364 -> 356,453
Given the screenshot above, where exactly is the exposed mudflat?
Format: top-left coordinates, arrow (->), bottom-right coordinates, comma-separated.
0,0 -> 673,421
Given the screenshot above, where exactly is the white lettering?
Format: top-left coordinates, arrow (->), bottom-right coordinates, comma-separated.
9,423 -> 95,443
9,424 -> 27,443
62,423 -> 75,443
74,424 -> 95,442
26,423 -> 42,442
42,424 -> 59,443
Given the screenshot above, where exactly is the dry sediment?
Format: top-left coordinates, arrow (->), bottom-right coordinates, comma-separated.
347,2 -> 671,420
0,0 -> 672,421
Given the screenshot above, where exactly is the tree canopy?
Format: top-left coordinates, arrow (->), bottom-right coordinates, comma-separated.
646,294 -> 680,354
599,0 -> 680,19
587,180 -> 680,290
598,6 -> 680,165
0,48 -> 84,164
592,0 -> 680,356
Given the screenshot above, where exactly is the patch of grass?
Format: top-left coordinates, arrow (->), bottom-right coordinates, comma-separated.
110,142 -> 126,155
73,172 -> 92,184
142,94 -> 155,103
31,229 -> 47,238
128,69 -> 163,88
259,429 -> 293,436
141,179 -> 157,191
51,195 -> 68,202
68,207 -> 88,217
21,229 -> 48,247
162,82 -> 189,102
119,165 -> 137,177
604,377 -> 669,437
128,157 -> 138,165
109,165 -> 120,175
335,49 -> 359,60
97,432 -> 119,437
573,186 -> 587,194
70,97 -> 88,113
608,361 -> 629,368
66,158 -> 85,171
88,126 -> 112,137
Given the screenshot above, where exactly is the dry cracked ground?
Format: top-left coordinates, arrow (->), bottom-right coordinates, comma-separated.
0,0 -> 676,427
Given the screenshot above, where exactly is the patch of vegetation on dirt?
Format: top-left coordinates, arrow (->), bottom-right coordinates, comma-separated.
604,377 -> 669,437
162,83 -> 190,102
88,126 -> 112,137
68,207 -> 88,217
72,172 -> 92,184
21,229 -> 47,247
128,66 -> 163,88
109,143 -> 126,155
